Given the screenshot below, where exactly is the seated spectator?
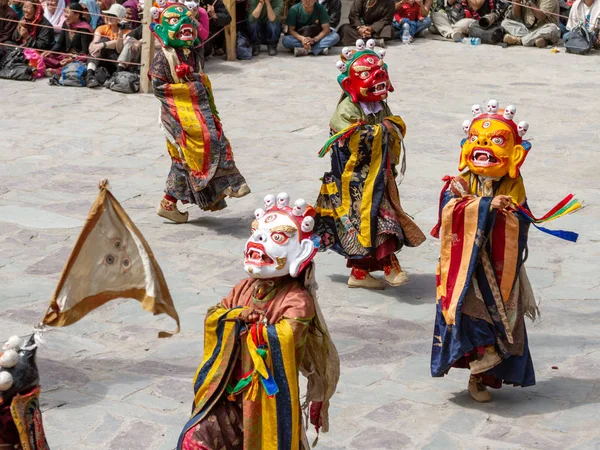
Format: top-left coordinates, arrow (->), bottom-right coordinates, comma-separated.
116,22 -> 143,70
11,0 -> 54,49
79,0 -> 102,28
248,0 -> 283,56
337,0 -> 395,47
501,0 -> 561,47
290,0 -> 342,28
86,2 -> 128,87
565,0 -> 600,47
0,0 -> 18,45
100,0 -> 115,9
122,0 -> 138,26
200,0 -> 231,58
42,2 -> 92,75
320,0 -> 342,28
430,0 -> 491,41
11,0 -> 23,19
392,0 -> 432,39
43,0 -> 65,35
283,0 -> 339,56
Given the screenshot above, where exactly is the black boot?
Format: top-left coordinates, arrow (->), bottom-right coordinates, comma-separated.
86,69 -> 99,88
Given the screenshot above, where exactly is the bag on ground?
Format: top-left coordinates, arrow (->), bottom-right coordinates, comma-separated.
469,22 -> 505,44
59,61 -> 87,87
236,32 -> 253,60
564,24 -> 594,55
107,71 -> 140,94
0,48 -> 34,81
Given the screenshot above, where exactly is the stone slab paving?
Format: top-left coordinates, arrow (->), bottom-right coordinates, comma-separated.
1,40 -> 599,449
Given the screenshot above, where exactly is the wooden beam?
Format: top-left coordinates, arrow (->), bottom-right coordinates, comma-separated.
140,0 -> 156,94
224,0 -> 237,61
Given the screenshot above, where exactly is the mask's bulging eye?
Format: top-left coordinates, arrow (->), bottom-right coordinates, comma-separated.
168,17 -> 179,25
360,71 -> 369,79
271,232 -> 289,245
470,135 -> 478,142
492,137 -> 505,145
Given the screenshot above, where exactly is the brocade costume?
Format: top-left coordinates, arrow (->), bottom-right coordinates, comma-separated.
315,41 -> 425,288
431,172 -> 537,388
150,48 -> 248,212
150,4 -> 249,220
178,194 -> 339,449
430,100 -> 581,402
317,97 -> 425,272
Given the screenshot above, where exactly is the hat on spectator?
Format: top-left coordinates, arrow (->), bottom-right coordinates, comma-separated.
102,3 -> 126,18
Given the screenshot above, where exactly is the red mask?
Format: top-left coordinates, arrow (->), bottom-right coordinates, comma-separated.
340,54 -> 394,104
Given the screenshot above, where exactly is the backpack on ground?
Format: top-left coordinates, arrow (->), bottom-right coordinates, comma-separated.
0,48 -> 34,81
107,70 -> 140,94
564,23 -> 594,55
469,22 -> 505,44
236,32 -> 252,60
59,61 -> 87,87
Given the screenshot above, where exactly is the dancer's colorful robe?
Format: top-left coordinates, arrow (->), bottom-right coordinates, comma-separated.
315,98 -> 425,271
150,47 -> 247,211
430,172 -> 537,388
178,277 -> 336,450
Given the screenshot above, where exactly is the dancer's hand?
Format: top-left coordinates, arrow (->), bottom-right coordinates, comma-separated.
240,309 -> 261,324
491,195 -> 512,210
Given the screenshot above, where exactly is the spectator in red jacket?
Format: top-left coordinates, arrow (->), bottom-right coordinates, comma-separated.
392,0 -> 432,39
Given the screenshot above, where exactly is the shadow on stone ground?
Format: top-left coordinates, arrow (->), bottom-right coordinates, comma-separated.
327,272 -> 435,305
448,376 -> 600,417
185,215 -> 252,239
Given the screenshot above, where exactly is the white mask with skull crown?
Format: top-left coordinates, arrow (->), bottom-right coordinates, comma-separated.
244,193 -> 318,279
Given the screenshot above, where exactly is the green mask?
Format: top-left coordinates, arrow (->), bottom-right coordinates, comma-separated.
151,4 -> 199,49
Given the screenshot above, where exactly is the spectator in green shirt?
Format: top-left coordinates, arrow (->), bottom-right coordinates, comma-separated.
283,0 -> 340,56
248,0 -> 283,56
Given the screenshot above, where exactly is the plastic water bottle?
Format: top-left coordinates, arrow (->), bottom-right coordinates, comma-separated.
462,37 -> 481,45
402,23 -> 411,45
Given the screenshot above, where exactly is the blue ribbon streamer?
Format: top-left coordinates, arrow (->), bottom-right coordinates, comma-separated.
532,223 -> 579,243
260,367 -> 280,397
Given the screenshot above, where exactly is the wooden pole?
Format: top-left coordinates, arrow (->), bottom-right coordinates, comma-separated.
140,0 -> 156,94
224,0 -> 237,61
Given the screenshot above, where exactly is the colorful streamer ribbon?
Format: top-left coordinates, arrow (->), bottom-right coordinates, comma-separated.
514,194 -> 582,242
318,122 -> 363,158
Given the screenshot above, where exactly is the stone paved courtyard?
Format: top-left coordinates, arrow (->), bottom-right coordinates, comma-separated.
1,39 -> 599,449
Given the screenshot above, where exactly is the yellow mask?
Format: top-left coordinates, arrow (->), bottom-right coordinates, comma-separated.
459,105 -> 530,179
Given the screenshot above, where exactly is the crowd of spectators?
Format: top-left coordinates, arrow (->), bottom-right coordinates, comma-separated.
0,0 -> 598,89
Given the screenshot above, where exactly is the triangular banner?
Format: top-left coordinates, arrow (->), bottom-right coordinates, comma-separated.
42,181 -> 180,337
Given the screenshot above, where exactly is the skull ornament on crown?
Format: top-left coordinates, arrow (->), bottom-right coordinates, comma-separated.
336,39 -> 394,104
244,194 -> 320,279
150,4 -> 199,49
460,100 -> 531,179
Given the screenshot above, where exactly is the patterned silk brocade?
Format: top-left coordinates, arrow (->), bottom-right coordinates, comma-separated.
431,173 -> 536,388
178,277 -> 331,450
150,48 -> 248,211
315,112 -> 425,267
